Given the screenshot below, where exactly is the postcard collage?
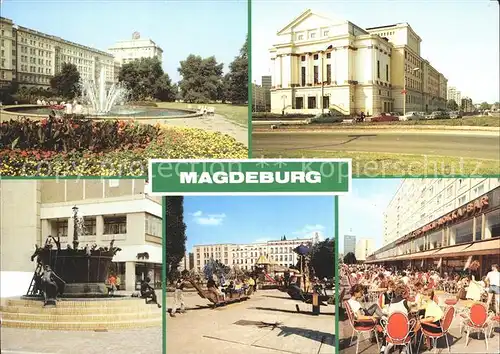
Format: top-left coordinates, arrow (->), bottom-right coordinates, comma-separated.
0,0 -> 499,353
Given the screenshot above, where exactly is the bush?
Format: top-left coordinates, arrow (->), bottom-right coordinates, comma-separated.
309,115 -> 344,123
0,114 -> 160,152
0,127 -> 247,176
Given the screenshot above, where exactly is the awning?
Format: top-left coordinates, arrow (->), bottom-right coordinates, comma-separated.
461,239 -> 500,256
405,249 -> 440,260
432,244 -> 472,257
112,244 -> 162,264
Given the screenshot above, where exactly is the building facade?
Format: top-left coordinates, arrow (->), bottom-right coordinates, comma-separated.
0,179 -> 162,297
447,86 -> 462,107
383,178 -> 500,246
368,180 -> 500,276
108,32 -> 163,66
269,10 -> 446,116
0,16 -> 116,91
344,234 -> 356,254
461,97 -> 474,112
355,238 -> 374,261
192,237 -> 314,272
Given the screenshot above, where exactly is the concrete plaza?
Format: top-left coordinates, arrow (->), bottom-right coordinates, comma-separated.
166,288 -> 335,354
339,293 -> 500,353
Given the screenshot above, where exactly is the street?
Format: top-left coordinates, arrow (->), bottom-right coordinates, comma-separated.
252,130 -> 500,161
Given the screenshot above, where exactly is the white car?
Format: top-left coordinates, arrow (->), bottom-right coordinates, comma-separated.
400,111 -> 424,121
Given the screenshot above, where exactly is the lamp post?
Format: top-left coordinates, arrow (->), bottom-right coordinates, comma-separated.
281,94 -> 287,116
321,53 -> 324,114
403,67 -> 420,116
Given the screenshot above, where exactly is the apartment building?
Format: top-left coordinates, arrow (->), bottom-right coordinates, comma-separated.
383,178 -> 500,245
447,86 -> 462,106
344,234 -> 356,254
269,9 -> 447,115
355,238 -> 374,261
0,179 -> 162,297
0,16 -> 116,90
192,237 -> 314,272
108,32 -> 163,65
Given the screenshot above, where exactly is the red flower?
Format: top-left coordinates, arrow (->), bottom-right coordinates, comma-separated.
21,150 -> 28,157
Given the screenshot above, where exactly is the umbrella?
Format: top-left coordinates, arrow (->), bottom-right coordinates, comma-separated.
293,244 -> 310,256
256,254 -> 271,265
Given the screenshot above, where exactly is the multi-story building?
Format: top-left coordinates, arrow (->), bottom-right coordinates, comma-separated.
192,237 -> 314,272
252,83 -> 267,111
108,32 -> 163,66
268,9 -> 447,115
368,178 -> 500,275
0,16 -> 116,91
447,86 -> 462,107
0,179 -> 162,297
0,17 -> 15,88
344,234 -> 356,255
461,97 -> 474,112
383,178 -> 500,245
355,238 -> 374,261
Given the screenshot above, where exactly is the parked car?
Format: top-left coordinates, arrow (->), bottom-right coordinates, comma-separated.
371,112 -> 400,122
430,111 -> 449,119
449,111 -> 463,119
400,111 -> 424,121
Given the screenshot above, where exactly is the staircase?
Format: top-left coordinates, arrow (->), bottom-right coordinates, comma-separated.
0,297 -> 161,331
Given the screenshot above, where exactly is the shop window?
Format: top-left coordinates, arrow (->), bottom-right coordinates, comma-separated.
485,209 -> 500,238
452,219 -> 473,244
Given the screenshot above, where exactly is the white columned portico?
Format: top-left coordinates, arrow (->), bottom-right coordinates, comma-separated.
275,56 -> 282,87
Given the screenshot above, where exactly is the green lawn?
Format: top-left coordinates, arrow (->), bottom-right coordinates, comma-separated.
256,150 -> 500,177
156,102 -> 248,126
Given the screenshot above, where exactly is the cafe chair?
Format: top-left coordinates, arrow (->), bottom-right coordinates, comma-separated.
489,314 -> 500,337
462,302 -> 491,351
417,306 -> 455,353
381,312 -> 416,354
344,300 -> 380,354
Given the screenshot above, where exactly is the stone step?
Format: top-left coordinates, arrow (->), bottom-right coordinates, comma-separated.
1,310 -> 161,322
0,304 -> 161,314
1,317 -> 162,331
4,297 -> 149,308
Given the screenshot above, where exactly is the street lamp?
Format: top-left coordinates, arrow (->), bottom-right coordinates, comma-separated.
320,45 -> 332,115
281,94 -> 287,115
403,67 -> 420,116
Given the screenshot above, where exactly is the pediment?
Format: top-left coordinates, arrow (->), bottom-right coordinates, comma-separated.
277,9 -> 346,35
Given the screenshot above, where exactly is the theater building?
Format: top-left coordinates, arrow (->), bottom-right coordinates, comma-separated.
366,185 -> 500,276
0,179 -> 162,297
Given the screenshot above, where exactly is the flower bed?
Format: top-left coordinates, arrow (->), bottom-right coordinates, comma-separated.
0,116 -> 247,176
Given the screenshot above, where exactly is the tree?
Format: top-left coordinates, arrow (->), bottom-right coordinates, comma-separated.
50,63 -> 81,99
310,238 -> 335,279
447,99 -> 458,111
225,36 -> 248,104
178,55 -> 224,103
165,197 -> 187,282
343,252 -> 357,265
118,57 -> 175,101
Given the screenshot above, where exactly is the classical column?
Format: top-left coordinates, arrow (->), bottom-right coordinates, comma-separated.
275,56 -> 282,88
96,215 -> 104,245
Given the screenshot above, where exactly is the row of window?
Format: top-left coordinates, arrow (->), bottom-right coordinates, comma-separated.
295,29 -> 329,41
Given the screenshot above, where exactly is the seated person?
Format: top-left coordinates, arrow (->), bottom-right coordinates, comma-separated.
207,276 -> 224,302
387,283 -> 411,316
140,277 -> 161,308
420,288 -> 444,334
347,284 -> 385,323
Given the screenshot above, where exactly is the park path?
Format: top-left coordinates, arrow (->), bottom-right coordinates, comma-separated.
161,114 -> 248,146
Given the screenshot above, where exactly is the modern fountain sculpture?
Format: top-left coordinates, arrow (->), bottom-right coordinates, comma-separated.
28,206 -> 121,303
80,67 -> 128,115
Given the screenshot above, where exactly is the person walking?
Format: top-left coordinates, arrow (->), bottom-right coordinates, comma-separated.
170,277 -> 186,317
486,264 -> 500,314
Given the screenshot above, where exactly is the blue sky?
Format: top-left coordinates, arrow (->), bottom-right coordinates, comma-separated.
1,0 -> 247,82
183,196 -> 335,252
252,0 -> 499,103
338,179 -> 402,253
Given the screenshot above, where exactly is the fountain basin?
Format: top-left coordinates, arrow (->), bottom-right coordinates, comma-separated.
0,104 -> 201,121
